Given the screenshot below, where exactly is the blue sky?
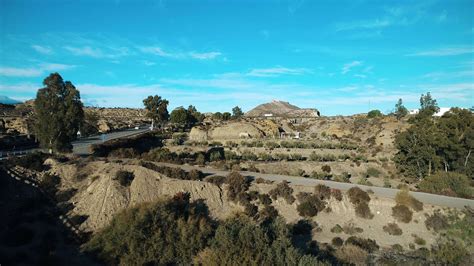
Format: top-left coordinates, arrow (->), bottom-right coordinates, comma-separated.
0,0 -> 473,115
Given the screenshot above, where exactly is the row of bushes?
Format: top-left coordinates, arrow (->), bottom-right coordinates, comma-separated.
140,161 -> 204,181
90,132 -> 163,157
239,140 -> 358,150
224,150 -> 357,163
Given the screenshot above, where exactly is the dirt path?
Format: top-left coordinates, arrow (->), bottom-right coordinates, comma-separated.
155,162 -> 474,209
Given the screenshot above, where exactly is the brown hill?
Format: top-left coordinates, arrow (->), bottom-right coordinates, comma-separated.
246,100 -> 319,117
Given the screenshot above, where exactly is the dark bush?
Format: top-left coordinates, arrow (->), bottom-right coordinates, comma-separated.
321,165 -> 331,173
10,152 -> 50,171
258,194 -> 272,205
355,202 -> 374,219
296,194 -> 326,217
108,148 -> 138,158
332,237 -> 344,247
243,202 -> 258,218
84,193 -> 214,265
297,201 -> 318,217
345,236 -> 379,253
91,132 -> 163,157
204,175 -> 226,187
188,169 -> 203,180
347,187 -> 371,205
392,204 -> 413,223
143,148 -> 179,163
226,172 -> 250,203
383,223 -> 403,235
331,224 -> 343,233
268,181 -> 295,204
424,211 -> 449,232
314,184 -> 331,200
257,205 -> 279,222
40,173 -> 60,193
419,172 -> 473,199
55,188 -> 77,202
331,189 -> 343,201
342,223 -> 364,234
115,170 -> 135,186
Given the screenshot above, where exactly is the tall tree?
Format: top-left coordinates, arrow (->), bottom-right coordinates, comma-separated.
394,98 -> 408,120
170,106 -> 191,125
232,106 -> 244,119
143,95 -> 169,128
34,73 -> 84,153
419,92 -> 439,117
187,105 -> 204,123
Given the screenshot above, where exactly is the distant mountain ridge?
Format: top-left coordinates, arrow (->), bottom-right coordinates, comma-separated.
246,100 -> 320,117
0,96 -> 22,105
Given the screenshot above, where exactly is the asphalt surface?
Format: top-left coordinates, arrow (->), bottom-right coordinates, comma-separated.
154,162 -> 474,209
72,127 -> 150,155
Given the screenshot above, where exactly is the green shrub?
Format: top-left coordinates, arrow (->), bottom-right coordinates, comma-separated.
366,167 -> 381,177
257,205 -> 279,222
367,109 -> 383,118
345,236 -> 379,253
241,150 -> 258,161
431,240 -> 470,265
331,224 -> 343,233
264,141 -> 280,149
392,204 -> 413,223
321,164 -> 331,173
115,170 -> 135,186
342,223 -> 364,235
84,193 -> 214,265
258,152 -> 273,161
196,216 -> 322,265
209,151 -> 223,162
419,172 -> 473,199
268,181 -> 295,204
144,148 -> 178,163
395,189 -> 423,211
10,152 -> 50,171
258,194 -> 272,205
195,153 -> 206,165
412,234 -> 426,245
297,201 -> 319,217
383,223 -> 402,235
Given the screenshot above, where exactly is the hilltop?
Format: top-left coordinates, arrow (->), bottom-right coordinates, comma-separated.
246,100 -> 320,117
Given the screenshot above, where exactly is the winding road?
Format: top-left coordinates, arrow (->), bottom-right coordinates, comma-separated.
154,162 -> 474,209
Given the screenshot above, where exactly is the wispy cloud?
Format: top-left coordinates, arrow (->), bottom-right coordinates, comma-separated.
189,51 -> 222,60
31,45 -> 53,55
0,63 -> 76,77
335,19 -> 392,32
64,45 -> 129,58
407,46 -> 474,56
247,66 -> 311,77
140,46 -> 222,60
342,61 -> 362,74
142,60 -> 156,66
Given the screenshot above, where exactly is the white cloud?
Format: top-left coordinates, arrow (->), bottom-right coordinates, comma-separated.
140,46 -> 222,60
407,46 -> 474,56
342,61 -> 362,74
0,63 -> 76,77
354,74 -> 367,78
31,45 -> 53,55
142,60 -> 156,66
0,67 -> 43,77
335,19 -> 392,32
64,45 -> 129,58
189,51 -> 222,60
247,66 -> 311,77
422,70 -> 474,81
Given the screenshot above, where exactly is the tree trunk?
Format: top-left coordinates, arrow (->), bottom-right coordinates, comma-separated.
465,149 -> 472,167
428,160 -> 432,177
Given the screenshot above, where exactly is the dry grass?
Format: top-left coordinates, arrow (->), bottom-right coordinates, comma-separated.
334,244 -> 368,266
395,189 -> 423,211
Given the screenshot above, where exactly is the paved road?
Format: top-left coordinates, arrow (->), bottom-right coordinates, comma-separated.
72,127 -> 150,155
154,162 -> 474,209
0,127 -> 150,158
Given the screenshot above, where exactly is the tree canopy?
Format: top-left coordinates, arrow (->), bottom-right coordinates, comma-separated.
394,98 -> 408,120
232,106 -> 244,119
34,73 -> 84,153
143,95 -> 169,126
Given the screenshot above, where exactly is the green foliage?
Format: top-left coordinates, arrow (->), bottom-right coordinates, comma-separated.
367,109 -> 383,118
355,202 -> 374,219
34,73 -> 84,152
395,189 -> 423,211
418,172 -> 472,198
419,92 -> 439,117
204,175 -> 226,187
296,194 -> 326,217
143,95 -> 169,126
392,204 -> 413,223
232,106 -> 244,119
365,167 -> 381,177
84,193 -> 214,265
431,240 -> 470,265
198,216 -> 320,265
394,98 -> 408,120
347,187 -> 373,219
170,105 -> 203,126
269,181 -> 295,204
424,210 -> 449,232
143,148 -> 177,163
222,112 -> 232,120
345,236 -> 379,253
115,170 -> 134,186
